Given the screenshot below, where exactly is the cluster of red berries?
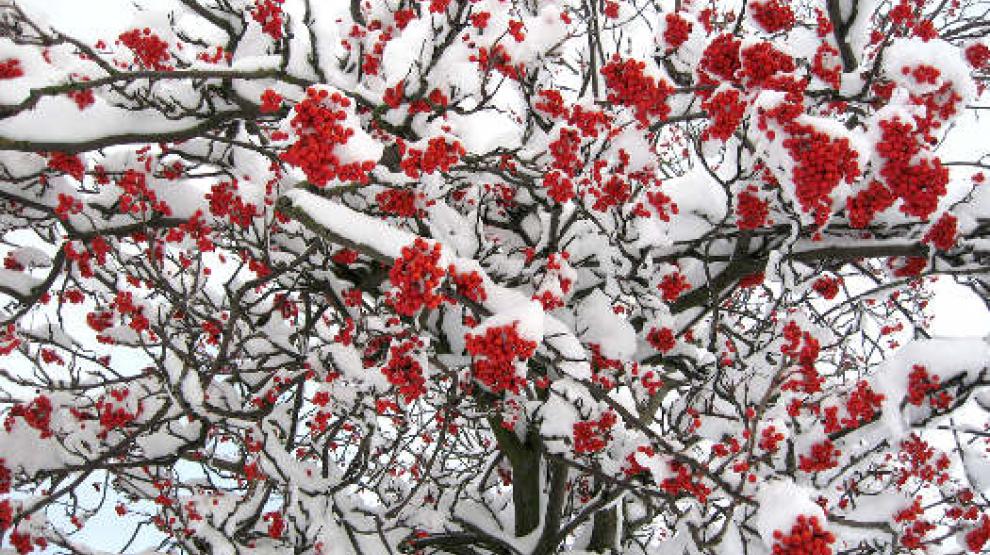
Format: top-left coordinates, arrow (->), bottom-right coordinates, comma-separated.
376,188 -> 421,217
260,89 -> 282,113
382,338 -> 427,402
658,272 -> 691,302
759,424 -> 785,452
543,170 -> 576,203
448,266 -> 487,303
699,34 -> 742,83
822,380 -> 884,433
812,275 -> 841,299
780,321 -> 823,393
735,188 -> 770,229
799,439 -> 840,473
47,151 -> 85,181
464,323 -> 537,394
966,516 -> 990,552
470,44 -> 521,80
118,28 -> 172,71
846,180 -> 895,228
572,411 -> 617,454
966,43 -> 990,69
922,212 -> 958,251
702,88 -> 746,142
387,238 -> 446,317
252,0 -> 285,40
896,434 -> 951,487
400,137 -> 465,178
660,461 -> 711,502
740,41 -> 796,87
118,169 -> 172,216
771,515 -> 835,555
600,56 -> 674,125
280,88 -> 376,186
663,13 -> 692,51
750,0 -> 795,33
206,179 -> 257,228
647,327 -> 676,353
811,43 -> 842,88
782,123 -> 860,223
67,87 -> 95,110
114,291 -> 149,333
0,58 -> 23,79
4,395 -> 53,438
907,364 -> 952,409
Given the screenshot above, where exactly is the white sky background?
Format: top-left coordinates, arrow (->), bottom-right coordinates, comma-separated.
6,1 -> 990,552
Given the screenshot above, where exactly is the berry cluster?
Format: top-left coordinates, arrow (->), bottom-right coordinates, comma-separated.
118,28 -> 172,71
812,275 -> 840,299
660,461 -> 711,502
206,179 -> 257,228
382,338 -> 427,402
750,0 -> 795,33
799,439 -> 840,473
253,0 -> 285,40
922,212 -> 957,251
966,43 -> 990,69
572,411 -> 617,454
387,238 -> 445,317
771,515 -> 835,555
663,13 -> 692,51
400,137 -> 465,178
699,34 -> 742,84
907,364 -> 952,409
4,395 -> 53,438
822,381 -> 884,433
658,272 -> 691,302
376,188 -> 421,217
280,88 -> 376,186
260,89 -> 282,113
966,516 -> 990,552
647,327 -> 676,353
464,323 -> 536,394
47,151 -> 85,181
600,56 -> 674,125
0,58 -> 23,79
782,123 -> 860,223
735,189 -> 770,229
780,321 -> 823,393
702,88 -> 746,142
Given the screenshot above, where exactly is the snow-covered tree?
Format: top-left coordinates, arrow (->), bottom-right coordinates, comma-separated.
2,0 -> 990,553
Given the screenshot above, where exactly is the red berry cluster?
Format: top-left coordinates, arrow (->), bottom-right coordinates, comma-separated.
907,364 -> 952,409
0,58 -> 23,79
812,275 -> 840,299
376,188 -> 421,217
95,388 -> 139,437
47,151 -> 85,181
428,0 -> 452,14
750,0 -> 795,33
846,180 -> 895,228
464,323 -> 537,394
67,87 -> 95,110
699,34 -> 742,83
966,43 -> 990,69
888,256 -> 927,278
470,44 -> 522,80
658,272 -> 691,302
5,395 -> 53,438
382,337 -> 427,402
280,88 -> 376,186
448,266 -> 487,304
702,88 -> 746,141
781,123 -> 860,222
663,13 -> 692,51
966,516 -> 990,552
922,212 -> 957,251
253,0 -> 285,40
896,434 -> 951,487
470,11 -> 490,30
644,189 -> 678,221
647,327 -> 676,353
799,439 -> 840,473
260,89 -> 282,113
206,179 -> 257,228
114,291 -> 150,334
400,137 -> 465,178
771,515 -> 835,555
118,28 -> 172,71
572,411 -> 617,454
387,238 -> 445,317
779,321 -> 823,393
600,56 -> 674,125
759,424 -> 785,452
263,511 -> 285,539
549,128 -> 583,177
894,497 -> 936,550
811,43 -> 842,89
822,380 -> 884,433
740,41 -> 795,87
543,170 -> 575,203
736,189 -> 770,229
877,118 -> 948,220
660,461 -> 711,502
